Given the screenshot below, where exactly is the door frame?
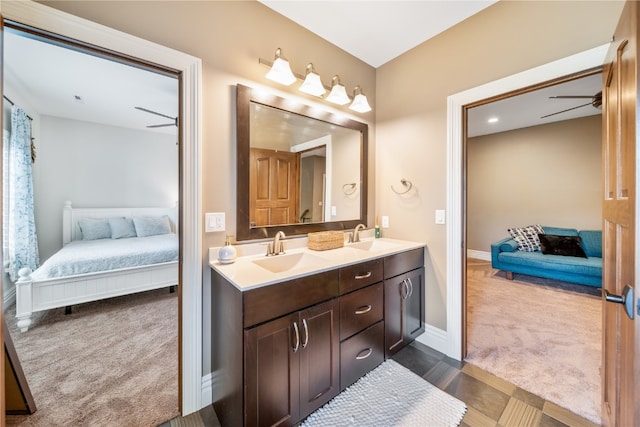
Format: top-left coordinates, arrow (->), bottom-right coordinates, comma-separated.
1,1 -> 203,414
445,43 -> 610,360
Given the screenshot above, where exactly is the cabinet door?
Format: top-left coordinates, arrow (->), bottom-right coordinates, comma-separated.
298,299 -> 340,418
245,313 -> 300,427
384,268 -> 425,358
405,267 -> 425,342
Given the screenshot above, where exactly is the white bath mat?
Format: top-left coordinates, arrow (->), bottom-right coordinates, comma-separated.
301,359 -> 467,427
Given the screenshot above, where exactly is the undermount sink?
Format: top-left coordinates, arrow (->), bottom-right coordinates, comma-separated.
348,239 -> 400,252
252,252 -> 328,273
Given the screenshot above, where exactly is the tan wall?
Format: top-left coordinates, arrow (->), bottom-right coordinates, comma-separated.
376,1 -> 622,330
467,115 -> 602,253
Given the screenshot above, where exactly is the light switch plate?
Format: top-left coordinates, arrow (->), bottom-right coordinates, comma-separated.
381,216 -> 390,228
435,210 -> 446,225
205,212 -> 225,232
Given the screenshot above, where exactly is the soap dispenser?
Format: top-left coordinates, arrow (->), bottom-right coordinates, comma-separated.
218,235 -> 237,264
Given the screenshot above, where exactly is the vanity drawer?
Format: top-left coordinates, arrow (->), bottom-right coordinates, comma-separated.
340,282 -> 383,340
243,270 -> 339,328
340,321 -> 384,391
384,247 -> 424,279
339,258 -> 383,294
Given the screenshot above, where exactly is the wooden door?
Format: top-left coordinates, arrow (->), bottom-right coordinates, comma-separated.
250,148 -> 300,227
298,299 -> 339,418
601,2 -> 639,425
244,313 -> 300,427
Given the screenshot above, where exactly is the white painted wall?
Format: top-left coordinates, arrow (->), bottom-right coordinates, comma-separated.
33,115 -> 178,261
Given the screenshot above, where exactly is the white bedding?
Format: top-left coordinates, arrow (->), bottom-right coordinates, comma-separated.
31,234 -> 178,280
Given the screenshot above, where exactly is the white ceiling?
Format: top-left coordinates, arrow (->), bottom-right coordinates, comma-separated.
258,0 -> 499,68
4,30 -> 178,136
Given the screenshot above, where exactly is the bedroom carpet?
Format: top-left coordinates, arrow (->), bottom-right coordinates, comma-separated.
5,287 -> 179,427
465,259 -> 601,425
300,359 -> 467,427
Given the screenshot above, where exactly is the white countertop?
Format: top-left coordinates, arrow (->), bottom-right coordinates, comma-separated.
209,232 -> 425,291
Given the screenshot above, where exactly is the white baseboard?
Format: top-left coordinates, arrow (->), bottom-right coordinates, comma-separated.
3,284 -> 16,310
416,323 -> 448,355
467,249 -> 491,261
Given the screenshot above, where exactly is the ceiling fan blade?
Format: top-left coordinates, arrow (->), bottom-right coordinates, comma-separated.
135,106 -> 175,121
147,123 -> 175,128
541,101 -> 594,119
549,95 -> 595,99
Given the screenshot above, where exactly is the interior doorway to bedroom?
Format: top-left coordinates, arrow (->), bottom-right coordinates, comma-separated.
462,69 -> 603,424
2,24 -> 181,426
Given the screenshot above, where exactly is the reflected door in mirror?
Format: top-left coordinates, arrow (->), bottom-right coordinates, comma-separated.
250,147 -> 300,226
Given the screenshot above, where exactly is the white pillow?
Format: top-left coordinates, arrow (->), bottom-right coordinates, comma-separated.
109,217 -> 137,239
132,215 -> 172,237
78,218 -> 111,240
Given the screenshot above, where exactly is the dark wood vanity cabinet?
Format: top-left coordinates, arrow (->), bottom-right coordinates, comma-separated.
383,248 -> 425,358
211,246 -> 425,427
244,298 -> 339,427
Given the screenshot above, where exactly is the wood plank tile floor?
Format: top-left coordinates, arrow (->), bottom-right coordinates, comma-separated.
161,340 -> 597,427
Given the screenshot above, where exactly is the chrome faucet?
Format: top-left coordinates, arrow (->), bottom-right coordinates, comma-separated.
350,224 -> 367,243
267,231 -> 286,256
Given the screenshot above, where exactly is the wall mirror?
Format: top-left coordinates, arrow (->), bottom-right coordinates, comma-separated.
236,84 -> 368,241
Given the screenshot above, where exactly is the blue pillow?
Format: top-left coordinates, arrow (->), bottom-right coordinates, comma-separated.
132,215 -> 172,237
78,218 -> 111,240
579,230 -> 602,258
109,217 -> 137,239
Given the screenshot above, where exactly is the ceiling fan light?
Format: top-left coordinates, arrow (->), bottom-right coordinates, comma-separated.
265,48 -> 296,86
326,76 -> 350,105
299,63 -> 326,97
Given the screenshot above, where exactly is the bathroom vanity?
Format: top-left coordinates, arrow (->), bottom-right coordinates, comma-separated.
210,237 -> 425,427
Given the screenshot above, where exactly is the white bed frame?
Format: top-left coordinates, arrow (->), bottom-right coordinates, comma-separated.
15,201 -> 179,332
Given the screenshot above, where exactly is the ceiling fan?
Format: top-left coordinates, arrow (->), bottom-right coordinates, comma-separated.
541,91 -> 602,119
135,106 -> 178,128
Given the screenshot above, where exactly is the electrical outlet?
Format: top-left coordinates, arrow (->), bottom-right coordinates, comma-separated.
381,216 -> 390,228
205,212 -> 225,232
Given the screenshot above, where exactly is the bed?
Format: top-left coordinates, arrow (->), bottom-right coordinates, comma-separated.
15,201 -> 179,332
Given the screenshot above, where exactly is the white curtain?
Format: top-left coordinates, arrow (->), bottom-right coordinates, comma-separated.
7,105 -> 39,281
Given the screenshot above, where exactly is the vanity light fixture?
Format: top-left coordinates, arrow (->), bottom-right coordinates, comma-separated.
299,63 -> 326,97
265,48 -> 296,86
349,86 -> 372,113
326,75 -> 351,105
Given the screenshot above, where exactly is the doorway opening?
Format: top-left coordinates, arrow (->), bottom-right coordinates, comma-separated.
3,21 -> 181,425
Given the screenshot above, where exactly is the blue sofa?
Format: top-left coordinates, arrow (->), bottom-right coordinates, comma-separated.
491,226 -> 602,288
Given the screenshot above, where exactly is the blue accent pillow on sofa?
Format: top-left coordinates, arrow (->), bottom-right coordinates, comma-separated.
579,230 -> 602,258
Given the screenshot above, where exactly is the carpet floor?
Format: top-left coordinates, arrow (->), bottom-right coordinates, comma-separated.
465,259 -> 601,425
5,287 -> 179,427
300,359 -> 467,426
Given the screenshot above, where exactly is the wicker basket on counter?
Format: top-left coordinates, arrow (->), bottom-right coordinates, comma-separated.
307,230 -> 345,251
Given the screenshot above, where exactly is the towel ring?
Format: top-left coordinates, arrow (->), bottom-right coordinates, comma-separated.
391,178 -> 413,195
342,183 -> 357,195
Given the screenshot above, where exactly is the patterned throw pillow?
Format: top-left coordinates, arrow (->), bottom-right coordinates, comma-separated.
507,224 -> 544,252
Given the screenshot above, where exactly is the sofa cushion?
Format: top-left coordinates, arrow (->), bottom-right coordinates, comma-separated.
499,239 -> 520,253
498,251 -> 602,277
579,230 -> 602,258
539,234 -> 587,258
508,224 -> 544,252
541,226 -> 578,237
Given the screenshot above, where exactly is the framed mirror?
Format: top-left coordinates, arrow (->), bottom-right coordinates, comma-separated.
236,84 -> 368,241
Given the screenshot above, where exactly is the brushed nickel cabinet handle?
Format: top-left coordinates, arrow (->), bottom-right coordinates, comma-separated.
355,272 -> 372,280
301,318 -> 309,349
355,305 -> 372,315
407,277 -> 414,298
292,321 -> 300,353
356,348 -> 373,360
401,279 -> 408,299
